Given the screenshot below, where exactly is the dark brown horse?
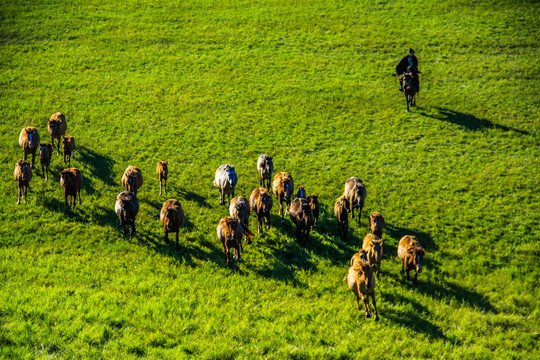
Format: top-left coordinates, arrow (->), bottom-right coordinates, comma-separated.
160,199 -> 184,248
289,198 -> 315,247
401,72 -> 417,112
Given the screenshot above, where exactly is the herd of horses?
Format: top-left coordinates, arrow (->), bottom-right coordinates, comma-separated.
13,112 -> 426,319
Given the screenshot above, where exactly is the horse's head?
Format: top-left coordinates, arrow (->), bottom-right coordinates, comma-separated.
162,162 -> 168,170
361,261 -> 375,290
28,131 -> 34,147
372,239 -> 383,262
284,181 -> 292,202
49,120 -> 55,135
227,168 -> 237,186
126,174 -> 136,191
164,207 -> 176,230
297,186 -> 306,199
301,200 -> 315,226
409,247 -> 425,273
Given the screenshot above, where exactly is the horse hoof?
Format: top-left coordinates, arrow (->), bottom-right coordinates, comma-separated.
365,314 -> 371,319
375,316 -> 379,321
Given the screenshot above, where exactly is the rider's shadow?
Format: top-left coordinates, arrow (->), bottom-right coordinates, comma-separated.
421,107 -> 529,134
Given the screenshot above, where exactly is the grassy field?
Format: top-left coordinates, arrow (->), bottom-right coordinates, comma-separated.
1,0 -> 539,358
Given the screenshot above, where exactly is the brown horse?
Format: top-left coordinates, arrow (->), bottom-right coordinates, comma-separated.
272,172 -> 294,220
397,235 -> 426,282
122,166 -> 143,194
60,168 -> 82,209
48,112 -> 67,155
250,187 -> 273,235
160,199 -> 184,248
156,161 -> 168,195
346,254 -> 378,320
62,136 -> 76,166
19,127 -> 40,169
362,234 -> 383,280
334,195 -> 350,240
344,177 -> 367,226
289,197 -> 314,247
307,195 -> 320,228
216,216 -> 244,266
369,212 -> 386,239
39,143 -> 53,181
230,196 -> 254,244
14,159 -> 32,204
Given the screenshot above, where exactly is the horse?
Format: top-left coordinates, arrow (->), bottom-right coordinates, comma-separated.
362,234 -> 383,280
14,159 -> 32,205
334,195 -> 350,240
214,164 -> 238,206
346,255 -> 379,320
62,136 -> 76,167
272,172 -> 294,220
343,177 -> 367,226
156,161 -> 168,195
249,187 -> 273,235
257,154 -> 274,189
121,166 -> 144,194
160,199 -> 184,248
230,196 -> 254,244
216,216 -> 244,266
39,143 -> 53,181
19,127 -> 40,169
289,197 -> 315,247
47,112 -> 67,155
115,191 -> 139,237
60,168 -> 83,209
397,235 -> 426,282
369,212 -> 386,239
402,72 -> 417,112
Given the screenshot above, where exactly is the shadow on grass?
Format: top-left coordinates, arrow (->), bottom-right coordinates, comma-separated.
178,189 -> 211,208
414,280 -> 497,313
245,208 -> 359,286
78,146 -> 116,186
41,197 -> 118,228
421,107 -> 530,134
381,292 -> 448,341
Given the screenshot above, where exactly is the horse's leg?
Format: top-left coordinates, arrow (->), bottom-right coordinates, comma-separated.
78,189 -> 82,205
159,177 -> 162,196
357,205 -> 363,227
405,93 -> 410,112
65,191 -> 69,209
371,293 -> 379,321
176,231 -> 179,250
164,177 -> 167,194
164,229 -> 169,243
363,296 -> 371,318
31,149 -> 36,169
219,188 -> 223,206
24,185 -> 28,203
17,184 -> 21,205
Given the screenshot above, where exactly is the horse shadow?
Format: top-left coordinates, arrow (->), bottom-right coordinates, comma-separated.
40,196 -> 118,228
381,292 -> 448,341
77,146 -> 116,186
414,279 -> 496,313
385,223 -> 439,252
421,107 -> 530,134
135,229 -> 225,268
178,189 -> 211,208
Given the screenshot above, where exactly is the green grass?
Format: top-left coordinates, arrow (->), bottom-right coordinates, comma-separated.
1,0 -> 539,358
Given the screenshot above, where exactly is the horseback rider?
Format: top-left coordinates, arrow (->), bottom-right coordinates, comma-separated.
397,48 -> 420,92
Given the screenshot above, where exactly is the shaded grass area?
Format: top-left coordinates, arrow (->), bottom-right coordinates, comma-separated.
1,0 -> 539,358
